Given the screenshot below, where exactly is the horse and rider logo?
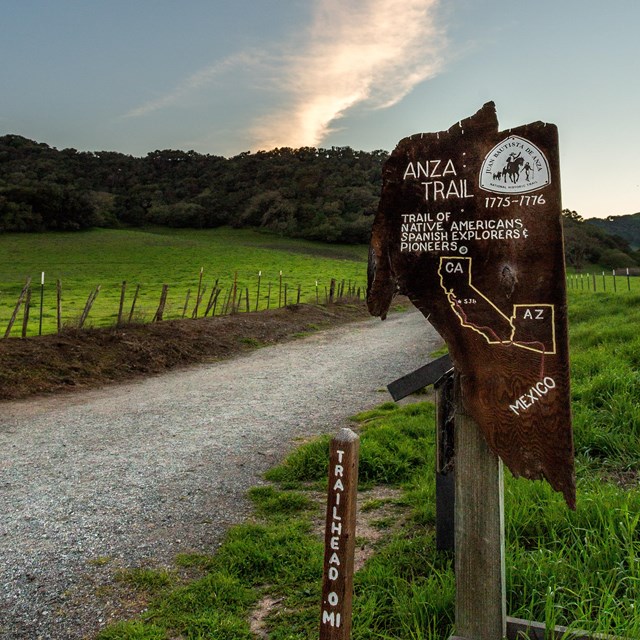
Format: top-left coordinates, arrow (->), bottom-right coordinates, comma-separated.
479,135 -> 550,194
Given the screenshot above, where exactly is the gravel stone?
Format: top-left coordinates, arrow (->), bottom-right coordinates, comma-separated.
0,310 -> 440,638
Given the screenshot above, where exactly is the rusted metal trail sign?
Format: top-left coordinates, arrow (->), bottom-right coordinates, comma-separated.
368,102 -> 575,508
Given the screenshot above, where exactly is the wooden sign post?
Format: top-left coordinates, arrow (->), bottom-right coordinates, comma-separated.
319,428 -> 360,640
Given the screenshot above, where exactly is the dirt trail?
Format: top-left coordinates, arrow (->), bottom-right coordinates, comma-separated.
0,310 -> 440,639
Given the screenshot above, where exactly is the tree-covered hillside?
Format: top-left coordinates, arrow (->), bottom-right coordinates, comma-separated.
562,209 -> 639,270
0,135 -> 387,243
1,134 -> 638,269
587,212 -> 640,250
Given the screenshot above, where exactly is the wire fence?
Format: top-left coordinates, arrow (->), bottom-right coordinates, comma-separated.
566,268 -> 640,294
1,270 -> 366,339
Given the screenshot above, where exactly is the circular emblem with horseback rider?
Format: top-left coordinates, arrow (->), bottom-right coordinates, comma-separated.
479,135 -> 550,194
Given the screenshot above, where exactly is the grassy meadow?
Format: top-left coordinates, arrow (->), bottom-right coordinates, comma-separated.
95,289 -> 640,639
0,227 -> 368,336
2,227 -> 638,339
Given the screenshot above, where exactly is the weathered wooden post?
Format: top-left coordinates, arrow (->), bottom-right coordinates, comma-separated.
127,284 -> 140,323
454,372 -> 506,639
21,285 -> 32,338
193,267 -> 204,318
38,272 -> 45,335
368,103 -> 575,639
153,284 -> 169,322
56,278 -> 62,333
78,285 -> 100,329
4,277 -> 32,338
319,428 -> 359,640
117,280 -> 127,326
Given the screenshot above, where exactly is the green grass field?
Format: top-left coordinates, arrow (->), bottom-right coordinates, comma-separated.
95,289 -> 640,639
0,227 -> 368,336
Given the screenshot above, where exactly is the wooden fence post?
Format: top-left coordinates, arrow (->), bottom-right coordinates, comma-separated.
319,428 -> 359,640
4,277 -> 32,338
78,285 -> 101,329
182,289 -> 191,318
153,284 -> 169,322
56,279 -> 62,333
21,286 -> 32,338
329,279 -> 336,304
204,281 -> 219,317
117,280 -> 127,326
128,284 -> 141,323
211,288 -> 221,317
193,267 -> 204,318
454,371 -> 506,640
231,272 -> 238,314
194,285 -> 207,318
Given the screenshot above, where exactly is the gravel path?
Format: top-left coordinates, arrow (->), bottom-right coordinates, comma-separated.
0,310 -> 440,639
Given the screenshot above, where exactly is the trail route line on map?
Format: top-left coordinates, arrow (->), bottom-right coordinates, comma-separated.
438,257 -> 556,355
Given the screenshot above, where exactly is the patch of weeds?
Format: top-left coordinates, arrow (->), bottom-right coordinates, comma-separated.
174,552 -> 216,571
350,402 -> 399,423
88,556 -> 112,567
370,516 -> 396,530
146,571 -> 256,639
97,621 -> 167,639
248,485 -> 313,516
361,498 -> 389,512
265,435 -> 331,484
115,567 -> 176,592
215,521 -> 323,588
239,336 -> 262,347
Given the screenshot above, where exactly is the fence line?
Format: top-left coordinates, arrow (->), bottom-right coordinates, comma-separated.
567,269 -> 639,294
1,269 -> 365,338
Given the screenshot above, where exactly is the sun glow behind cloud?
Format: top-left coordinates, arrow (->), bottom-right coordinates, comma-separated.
123,0 -> 446,152
251,0 -> 446,150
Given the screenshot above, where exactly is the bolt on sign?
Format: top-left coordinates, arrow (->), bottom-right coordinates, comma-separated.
367,102 -> 575,508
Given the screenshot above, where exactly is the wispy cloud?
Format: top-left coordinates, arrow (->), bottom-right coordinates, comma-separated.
123,51 -> 261,118
123,0 -> 446,152
251,0 -> 446,150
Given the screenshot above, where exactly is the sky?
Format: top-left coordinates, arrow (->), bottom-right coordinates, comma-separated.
2,0 -> 639,219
